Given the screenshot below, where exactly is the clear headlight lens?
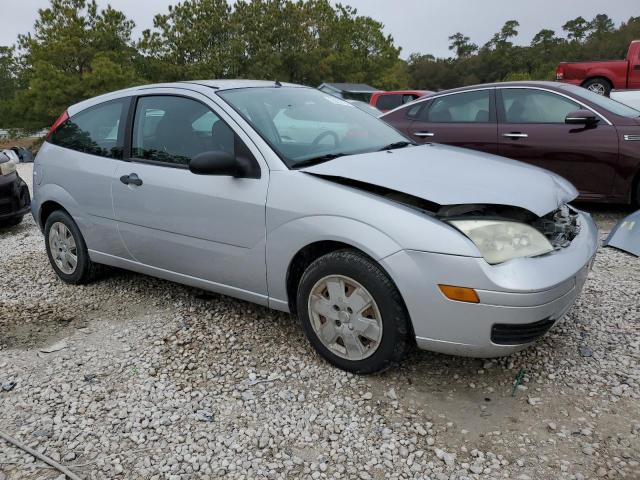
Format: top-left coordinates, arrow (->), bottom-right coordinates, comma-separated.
449,219 -> 554,265
0,160 -> 16,176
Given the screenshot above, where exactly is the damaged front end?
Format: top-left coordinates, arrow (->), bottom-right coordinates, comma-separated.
308,170 -> 584,265
436,203 -> 581,264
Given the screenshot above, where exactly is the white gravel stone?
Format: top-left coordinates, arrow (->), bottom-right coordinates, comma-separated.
0,164 -> 637,479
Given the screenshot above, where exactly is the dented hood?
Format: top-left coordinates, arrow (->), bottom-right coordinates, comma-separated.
300,144 -> 578,217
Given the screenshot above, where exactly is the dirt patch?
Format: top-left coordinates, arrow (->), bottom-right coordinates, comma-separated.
0,137 -> 42,154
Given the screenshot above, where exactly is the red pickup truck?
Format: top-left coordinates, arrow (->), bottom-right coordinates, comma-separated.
556,40 -> 640,96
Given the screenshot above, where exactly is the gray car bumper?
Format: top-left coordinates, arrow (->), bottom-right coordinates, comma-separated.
381,211 -> 598,357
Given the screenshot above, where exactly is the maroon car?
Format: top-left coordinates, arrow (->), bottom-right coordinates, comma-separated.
381,81 -> 640,205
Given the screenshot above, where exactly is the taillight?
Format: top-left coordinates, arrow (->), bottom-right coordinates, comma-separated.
46,110 -> 69,140
556,65 -> 564,80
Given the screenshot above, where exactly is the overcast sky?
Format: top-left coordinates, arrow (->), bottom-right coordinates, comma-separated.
1,0 -> 638,58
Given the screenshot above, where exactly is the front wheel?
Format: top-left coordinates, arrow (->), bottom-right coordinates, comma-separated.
296,250 -> 412,373
44,210 -> 100,284
583,78 -> 612,97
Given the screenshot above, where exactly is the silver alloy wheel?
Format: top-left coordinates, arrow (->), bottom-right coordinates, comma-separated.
307,274 -> 383,361
48,221 -> 78,275
587,83 -> 606,95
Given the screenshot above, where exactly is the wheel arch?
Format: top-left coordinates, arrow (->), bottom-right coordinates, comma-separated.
284,240 -> 416,342
39,200 -> 69,230
286,241 -> 367,314
581,75 -> 613,89
266,215 -> 404,312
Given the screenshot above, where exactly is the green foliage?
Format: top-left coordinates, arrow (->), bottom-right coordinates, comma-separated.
562,17 -> 590,42
138,0 -> 234,81
6,0 -> 141,130
3,2 -> 640,130
140,0 -> 403,88
409,15 -> 640,91
503,72 -> 532,81
0,47 -> 18,127
448,33 -> 477,58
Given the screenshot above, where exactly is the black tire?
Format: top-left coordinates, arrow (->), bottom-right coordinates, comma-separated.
296,250 -> 412,373
44,210 -> 100,284
582,78 -> 612,97
0,215 -> 23,228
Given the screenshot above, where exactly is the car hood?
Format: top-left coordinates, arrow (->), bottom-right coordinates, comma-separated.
300,144 -> 578,217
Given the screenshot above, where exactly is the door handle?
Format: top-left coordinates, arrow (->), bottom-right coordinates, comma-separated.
502,132 -> 528,139
414,131 -> 435,138
120,173 -> 143,186
634,64 -> 640,70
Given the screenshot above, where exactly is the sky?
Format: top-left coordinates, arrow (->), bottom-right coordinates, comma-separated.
0,0 -> 638,58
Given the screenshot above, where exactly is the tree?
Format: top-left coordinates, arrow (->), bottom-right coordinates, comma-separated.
589,14 -> 615,37
531,29 -> 559,48
138,0 -> 234,81
448,32 -> 477,58
0,47 -> 18,127
563,16 -> 590,42
0,47 -> 17,101
485,20 -> 519,50
8,0 -> 140,130
139,0 -> 402,88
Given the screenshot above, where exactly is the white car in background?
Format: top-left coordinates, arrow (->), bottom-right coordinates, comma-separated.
610,90 -> 640,110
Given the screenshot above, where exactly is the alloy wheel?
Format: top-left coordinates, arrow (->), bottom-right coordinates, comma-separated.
587,83 -> 606,95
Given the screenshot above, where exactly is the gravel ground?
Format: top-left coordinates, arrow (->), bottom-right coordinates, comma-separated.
1,163 -> 639,480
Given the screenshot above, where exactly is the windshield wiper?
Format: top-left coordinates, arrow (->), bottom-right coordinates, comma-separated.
292,153 -> 348,169
379,141 -> 416,151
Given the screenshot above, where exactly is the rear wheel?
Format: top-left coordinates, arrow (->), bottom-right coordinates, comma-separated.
44,210 -> 100,284
296,250 -> 412,373
583,78 -> 612,97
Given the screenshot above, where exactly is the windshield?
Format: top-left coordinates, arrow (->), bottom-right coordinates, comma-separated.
218,87 -> 409,167
558,84 -> 640,117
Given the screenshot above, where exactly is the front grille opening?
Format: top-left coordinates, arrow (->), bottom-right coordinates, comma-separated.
491,318 -> 556,345
532,205 -> 580,249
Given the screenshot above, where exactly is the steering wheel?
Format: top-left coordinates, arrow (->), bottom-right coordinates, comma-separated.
308,130 -> 340,153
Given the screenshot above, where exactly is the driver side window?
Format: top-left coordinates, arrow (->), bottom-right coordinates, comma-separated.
501,89 -> 581,124
132,96 -> 237,166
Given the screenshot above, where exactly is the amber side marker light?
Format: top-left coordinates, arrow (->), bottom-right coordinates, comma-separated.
438,285 -> 480,303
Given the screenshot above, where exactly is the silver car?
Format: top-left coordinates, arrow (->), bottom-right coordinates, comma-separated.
32,80 -> 598,373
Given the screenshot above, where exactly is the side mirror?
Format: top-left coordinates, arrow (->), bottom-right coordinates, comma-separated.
189,151 -> 245,177
565,109 -> 599,126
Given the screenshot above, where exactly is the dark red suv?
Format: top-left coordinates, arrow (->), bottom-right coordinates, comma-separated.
382,81 -> 640,205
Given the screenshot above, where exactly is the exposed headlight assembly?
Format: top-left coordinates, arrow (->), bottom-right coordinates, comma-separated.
449,219 -> 554,265
0,159 -> 16,176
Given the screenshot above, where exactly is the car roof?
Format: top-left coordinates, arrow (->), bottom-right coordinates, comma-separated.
377,90 -> 431,95
180,79 -> 301,90
67,79 -> 305,115
425,80 -> 562,97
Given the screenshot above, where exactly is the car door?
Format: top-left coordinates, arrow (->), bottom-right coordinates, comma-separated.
112,90 -> 270,301
628,45 -> 640,89
497,87 -> 619,200
405,89 -> 498,154
45,97 -> 131,258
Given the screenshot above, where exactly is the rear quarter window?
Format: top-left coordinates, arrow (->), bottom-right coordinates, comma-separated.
49,98 -> 128,159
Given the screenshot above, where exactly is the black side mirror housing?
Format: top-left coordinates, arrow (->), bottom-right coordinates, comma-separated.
189,151 -> 244,177
565,109 -> 599,126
